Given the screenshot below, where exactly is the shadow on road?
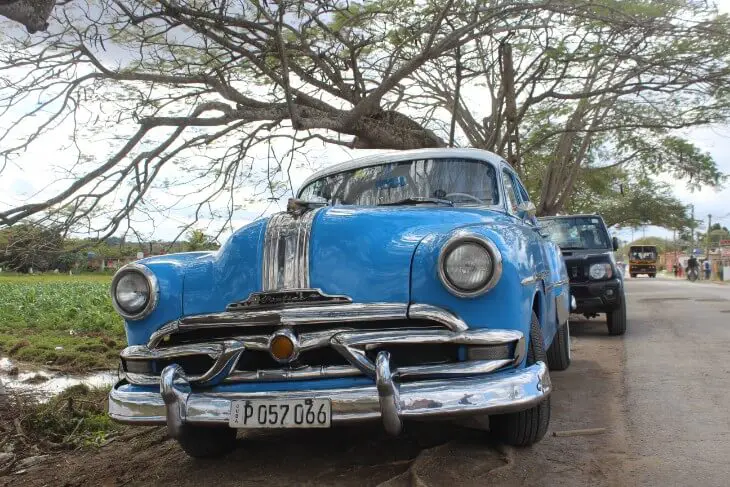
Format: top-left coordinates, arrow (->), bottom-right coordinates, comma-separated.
569,317 -> 613,337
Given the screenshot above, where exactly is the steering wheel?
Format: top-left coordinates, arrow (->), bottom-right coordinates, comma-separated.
445,192 -> 485,205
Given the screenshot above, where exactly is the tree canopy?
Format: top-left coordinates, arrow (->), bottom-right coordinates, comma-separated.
0,0 -> 728,240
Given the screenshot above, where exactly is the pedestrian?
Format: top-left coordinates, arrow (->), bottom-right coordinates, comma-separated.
673,263 -> 678,278
704,260 -> 711,280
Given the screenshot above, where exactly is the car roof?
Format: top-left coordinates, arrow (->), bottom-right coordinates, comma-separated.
297,148 -> 507,194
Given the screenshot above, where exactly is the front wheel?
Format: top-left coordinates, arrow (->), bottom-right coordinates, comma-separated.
175,425 -> 238,459
630,273 -> 636,278
606,294 -> 627,336
546,320 -> 571,371
489,311 -> 551,446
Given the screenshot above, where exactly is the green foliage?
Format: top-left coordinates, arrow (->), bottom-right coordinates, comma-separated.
184,229 -> 219,251
696,223 -> 730,246
570,179 -> 693,229
0,274 -> 124,371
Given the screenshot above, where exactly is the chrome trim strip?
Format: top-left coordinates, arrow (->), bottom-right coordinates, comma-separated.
178,303 -> 409,329
437,231 -> 503,298
394,359 -> 513,379
225,365 -> 362,382
109,362 -> 552,430
122,343 -> 223,361
262,209 -> 321,290
123,340 -> 244,385
147,303 -> 468,348
148,322 -> 179,349
408,304 -> 468,332
129,365 -> 363,385
334,329 -> 523,348
110,263 -> 160,321
545,278 -> 570,292
331,329 -> 523,376
521,275 -> 537,286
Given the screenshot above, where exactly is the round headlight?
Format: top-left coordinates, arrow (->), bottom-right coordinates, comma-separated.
589,263 -> 611,280
111,265 -> 158,320
439,234 -> 502,298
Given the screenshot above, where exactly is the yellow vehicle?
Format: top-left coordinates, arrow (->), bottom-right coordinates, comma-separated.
629,245 -> 657,278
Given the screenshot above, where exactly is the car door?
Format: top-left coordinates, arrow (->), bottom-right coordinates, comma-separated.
506,170 -> 562,343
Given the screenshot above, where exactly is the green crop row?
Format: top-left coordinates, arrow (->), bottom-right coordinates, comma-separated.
0,274 -> 125,371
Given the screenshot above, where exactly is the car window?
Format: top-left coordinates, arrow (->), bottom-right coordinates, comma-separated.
299,158 -> 500,207
515,177 -> 530,203
540,216 -> 611,250
502,169 -> 520,213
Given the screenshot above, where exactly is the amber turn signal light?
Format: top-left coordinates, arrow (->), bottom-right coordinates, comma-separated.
270,333 -> 296,361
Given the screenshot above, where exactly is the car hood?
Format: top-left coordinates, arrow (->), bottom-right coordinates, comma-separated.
182,206 -> 511,314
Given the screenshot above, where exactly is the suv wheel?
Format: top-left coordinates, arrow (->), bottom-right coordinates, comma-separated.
489,311 -> 551,446
606,292 -> 627,336
546,320 -> 571,371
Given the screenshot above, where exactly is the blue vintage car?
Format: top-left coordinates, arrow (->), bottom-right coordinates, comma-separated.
108,148 -> 571,458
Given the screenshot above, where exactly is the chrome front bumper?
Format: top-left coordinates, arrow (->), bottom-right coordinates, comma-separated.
109,357 -> 551,437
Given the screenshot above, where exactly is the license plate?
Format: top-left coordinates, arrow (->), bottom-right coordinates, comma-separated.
229,399 -> 331,428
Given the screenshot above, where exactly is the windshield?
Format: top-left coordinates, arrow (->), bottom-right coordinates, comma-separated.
540,216 -> 611,250
298,158 -> 500,206
629,246 -> 657,261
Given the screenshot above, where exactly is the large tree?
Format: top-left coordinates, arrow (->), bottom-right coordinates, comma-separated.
0,0 -> 728,240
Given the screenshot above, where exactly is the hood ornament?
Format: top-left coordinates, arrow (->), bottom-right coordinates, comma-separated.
287,198 -> 326,216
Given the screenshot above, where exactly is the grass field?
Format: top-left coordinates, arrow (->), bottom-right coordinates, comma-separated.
0,273 -> 125,371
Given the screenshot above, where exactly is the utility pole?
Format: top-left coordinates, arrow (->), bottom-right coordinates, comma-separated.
706,214 -> 712,261
690,204 -> 695,249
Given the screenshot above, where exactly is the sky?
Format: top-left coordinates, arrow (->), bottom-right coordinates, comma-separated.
1,2 -> 730,245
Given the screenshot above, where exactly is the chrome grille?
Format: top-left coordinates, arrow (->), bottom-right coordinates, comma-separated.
121,301 -> 524,386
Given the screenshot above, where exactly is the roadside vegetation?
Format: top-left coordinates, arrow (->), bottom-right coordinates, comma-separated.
8,385 -> 123,448
0,274 -> 124,371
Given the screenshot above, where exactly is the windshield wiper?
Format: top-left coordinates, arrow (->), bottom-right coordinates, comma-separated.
560,246 -> 585,250
377,197 -> 454,207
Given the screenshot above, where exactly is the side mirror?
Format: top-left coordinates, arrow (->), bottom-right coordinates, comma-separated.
517,201 -> 537,220
612,236 -> 619,251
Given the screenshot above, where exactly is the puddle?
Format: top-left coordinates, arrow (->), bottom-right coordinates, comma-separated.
0,357 -> 117,398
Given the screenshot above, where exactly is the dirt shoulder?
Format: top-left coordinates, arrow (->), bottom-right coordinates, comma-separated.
2,319 -> 633,487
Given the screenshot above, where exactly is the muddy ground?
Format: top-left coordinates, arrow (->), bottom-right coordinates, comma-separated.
2,317 -> 633,487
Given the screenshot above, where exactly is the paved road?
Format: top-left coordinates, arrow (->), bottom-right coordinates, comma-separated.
622,277 -> 730,486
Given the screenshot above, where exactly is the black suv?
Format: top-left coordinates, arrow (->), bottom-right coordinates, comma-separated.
538,214 -> 626,336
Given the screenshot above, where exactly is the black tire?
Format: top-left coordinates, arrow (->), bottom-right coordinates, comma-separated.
490,312 -> 551,446
606,294 -> 627,336
650,274 -> 656,278
630,274 -> 636,278
175,425 -> 238,459
546,320 -> 571,371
